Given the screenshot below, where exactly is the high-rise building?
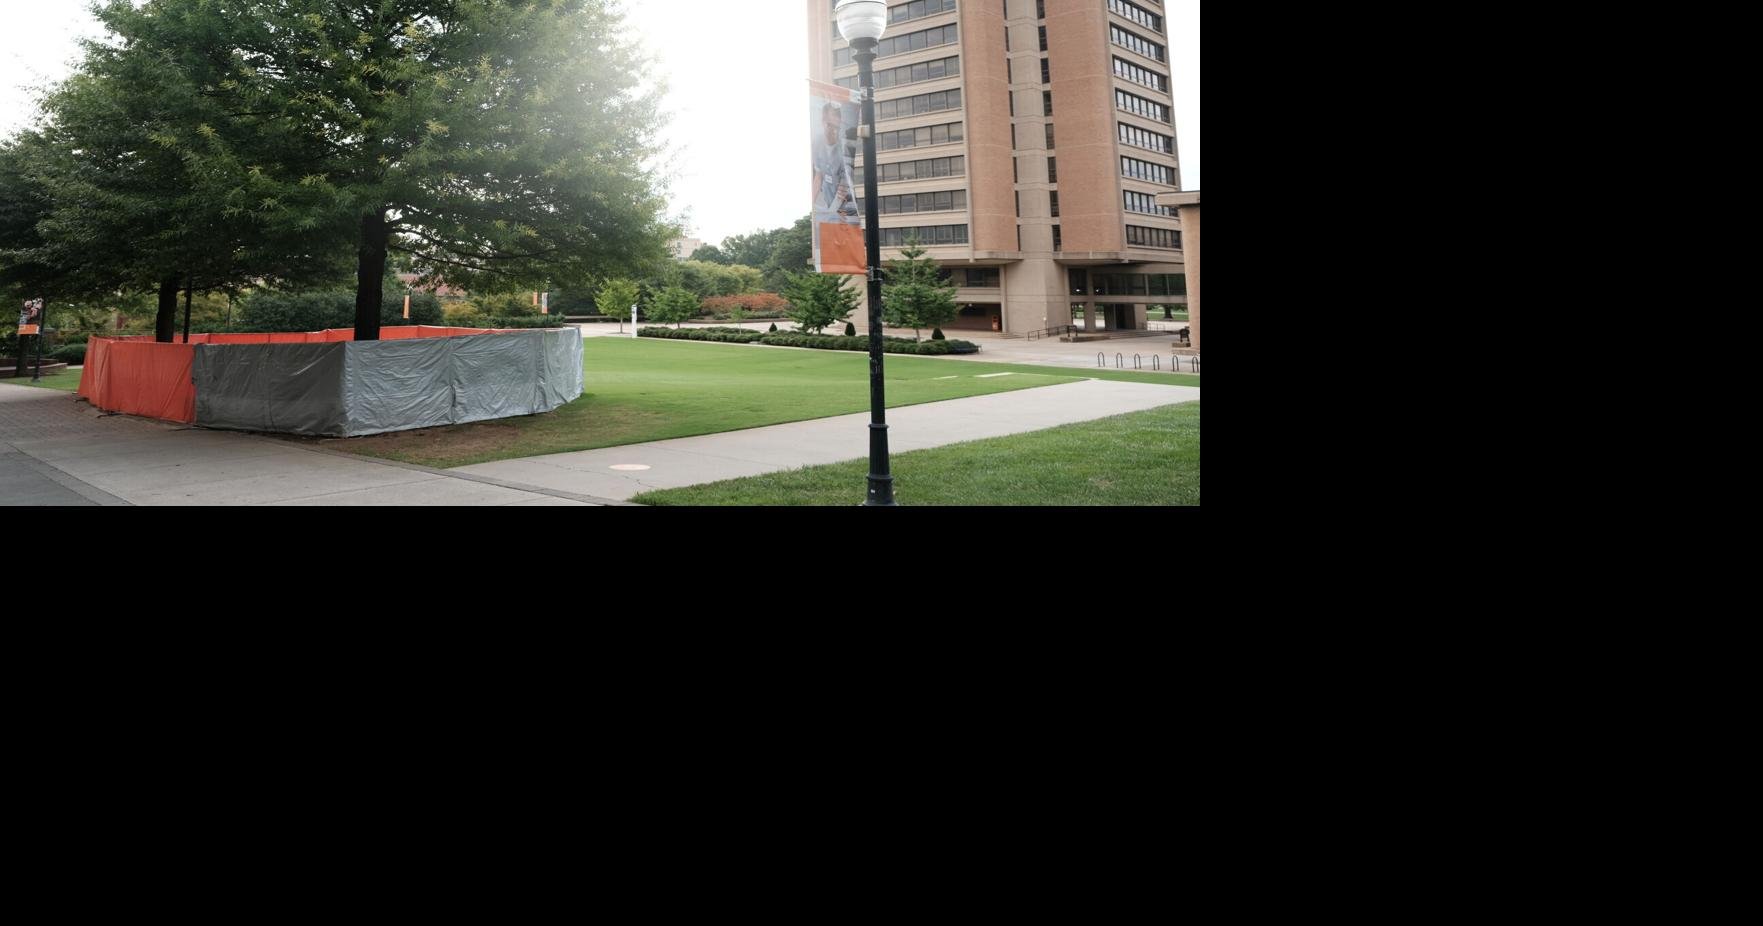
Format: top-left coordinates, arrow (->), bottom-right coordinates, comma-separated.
809,0 -> 1186,335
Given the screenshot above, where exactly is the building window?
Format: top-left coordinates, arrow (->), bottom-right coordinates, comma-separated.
877,121 -> 965,151
1042,90 -> 1052,116
1040,57 -> 1050,83
1044,123 -> 1054,148
889,0 -> 959,27
855,155 -> 965,186
1049,191 -> 1059,217
1107,0 -> 1163,33
837,55 -> 961,90
881,224 -> 969,247
1038,25 -> 1047,50
1120,155 -> 1172,185
834,24 -> 960,67
874,89 -> 963,123
1036,0 -> 1044,19
1111,56 -> 1168,92
869,189 -> 969,215
1117,122 -> 1172,153
1047,156 -> 1057,183
1013,157 -> 1018,182
1051,225 -> 1061,251
1123,190 -> 1175,215
1115,89 -> 1170,123
1109,24 -> 1165,61
1125,225 -> 1181,249
955,268 -> 1000,287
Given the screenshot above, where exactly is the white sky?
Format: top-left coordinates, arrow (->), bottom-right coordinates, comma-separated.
0,0 -> 1198,248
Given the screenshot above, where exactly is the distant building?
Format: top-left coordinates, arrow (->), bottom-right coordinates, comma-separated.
396,273 -> 466,298
669,237 -> 705,260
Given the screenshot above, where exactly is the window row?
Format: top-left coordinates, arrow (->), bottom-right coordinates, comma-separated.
1110,25 -> 1165,61
1125,225 -> 1181,249
1074,271 -> 1188,297
1121,155 -> 1173,184
855,155 -> 965,185
890,0 -> 956,25
1108,0 -> 1163,33
1116,89 -> 1170,123
1118,122 -> 1173,153
881,224 -> 969,246
856,189 -> 968,215
877,121 -> 964,150
1123,190 -> 1175,216
837,55 -> 960,91
875,88 -> 962,121
1112,56 -> 1167,92
834,24 -> 959,66
948,267 -> 999,287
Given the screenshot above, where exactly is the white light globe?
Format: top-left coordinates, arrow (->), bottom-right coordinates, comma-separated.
835,0 -> 888,42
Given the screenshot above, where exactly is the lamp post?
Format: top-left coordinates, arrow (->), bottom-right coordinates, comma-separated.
836,0 -> 896,506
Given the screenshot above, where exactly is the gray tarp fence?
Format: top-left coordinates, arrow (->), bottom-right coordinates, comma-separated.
192,329 -> 583,436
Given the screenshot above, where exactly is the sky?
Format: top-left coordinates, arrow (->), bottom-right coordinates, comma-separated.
0,0 -> 1198,248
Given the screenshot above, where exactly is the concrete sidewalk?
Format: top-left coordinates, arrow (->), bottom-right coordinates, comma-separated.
0,384 -> 615,506
454,378 -> 1200,501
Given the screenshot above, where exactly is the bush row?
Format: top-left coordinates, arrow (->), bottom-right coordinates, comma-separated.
638,326 -> 767,343
757,333 -> 979,355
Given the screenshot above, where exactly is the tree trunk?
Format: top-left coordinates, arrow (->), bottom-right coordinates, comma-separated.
155,276 -> 179,343
182,280 -> 193,343
354,210 -> 388,341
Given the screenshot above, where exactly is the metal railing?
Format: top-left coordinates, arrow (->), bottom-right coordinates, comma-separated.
1025,324 -> 1077,341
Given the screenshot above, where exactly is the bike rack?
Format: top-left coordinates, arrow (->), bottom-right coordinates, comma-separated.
1133,354 -> 1142,369
1115,353 -> 1123,368
1151,355 -> 1159,371
1096,351 -> 1105,367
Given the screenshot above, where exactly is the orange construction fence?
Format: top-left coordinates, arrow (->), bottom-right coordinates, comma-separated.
77,326 -> 520,424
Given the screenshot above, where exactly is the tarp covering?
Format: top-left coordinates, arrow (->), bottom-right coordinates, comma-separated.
191,328 -> 582,436
81,326 -> 580,434
77,338 -> 198,423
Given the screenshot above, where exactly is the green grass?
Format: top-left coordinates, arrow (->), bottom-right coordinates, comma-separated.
0,368 -> 83,392
329,337 -> 1198,468
633,401 -> 1200,506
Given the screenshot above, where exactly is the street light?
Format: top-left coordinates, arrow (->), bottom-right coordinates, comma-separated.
836,0 -> 896,506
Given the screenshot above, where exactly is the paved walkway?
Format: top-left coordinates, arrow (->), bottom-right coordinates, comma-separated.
454,378 -> 1200,501
0,384 -> 614,506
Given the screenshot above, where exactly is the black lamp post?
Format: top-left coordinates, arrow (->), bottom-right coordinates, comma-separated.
836,0 -> 896,506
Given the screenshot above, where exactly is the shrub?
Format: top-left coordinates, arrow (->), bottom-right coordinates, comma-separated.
234,290 -> 444,331
769,322 -> 778,332
479,316 -> 571,329
638,326 -> 765,343
472,292 -> 540,317
845,322 -> 856,336
931,328 -> 945,340
755,332 -> 979,355
701,292 -> 789,316
50,343 -> 88,364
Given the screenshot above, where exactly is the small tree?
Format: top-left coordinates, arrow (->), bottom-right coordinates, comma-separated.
647,286 -> 699,328
781,270 -> 859,335
882,235 -> 958,341
595,278 -> 641,321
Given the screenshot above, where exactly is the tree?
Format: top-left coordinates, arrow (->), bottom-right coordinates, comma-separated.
594,278 -> 640,321
721,226 -> 786,268
688,243 -> 728,264
646,286 -> 699,328
781,270 -> 858,335
119,0 -> 677,340
882,235 -> 958,341
762,216 -> 813,291
18,4 -> 351,341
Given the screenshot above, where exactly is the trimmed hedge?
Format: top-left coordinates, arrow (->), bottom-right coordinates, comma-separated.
756,333 -> 979,355
234,290 -> 446,331
49,343 -> 88,364
638,326 -> 767,343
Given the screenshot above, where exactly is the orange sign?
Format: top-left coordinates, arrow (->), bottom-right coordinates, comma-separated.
17,325 -> 38,335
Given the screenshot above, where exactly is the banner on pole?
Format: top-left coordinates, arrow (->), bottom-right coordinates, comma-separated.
541,291 -> 549,315
17,298 -> 42,336
809,79 -> 865,274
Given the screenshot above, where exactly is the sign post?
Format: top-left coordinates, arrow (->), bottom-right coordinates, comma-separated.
16,298 -> 42,380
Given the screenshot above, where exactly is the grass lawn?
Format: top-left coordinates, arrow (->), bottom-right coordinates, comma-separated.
633,401 -> 1200,506
326,337 -> 1198,468
0,367 -> 83,392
